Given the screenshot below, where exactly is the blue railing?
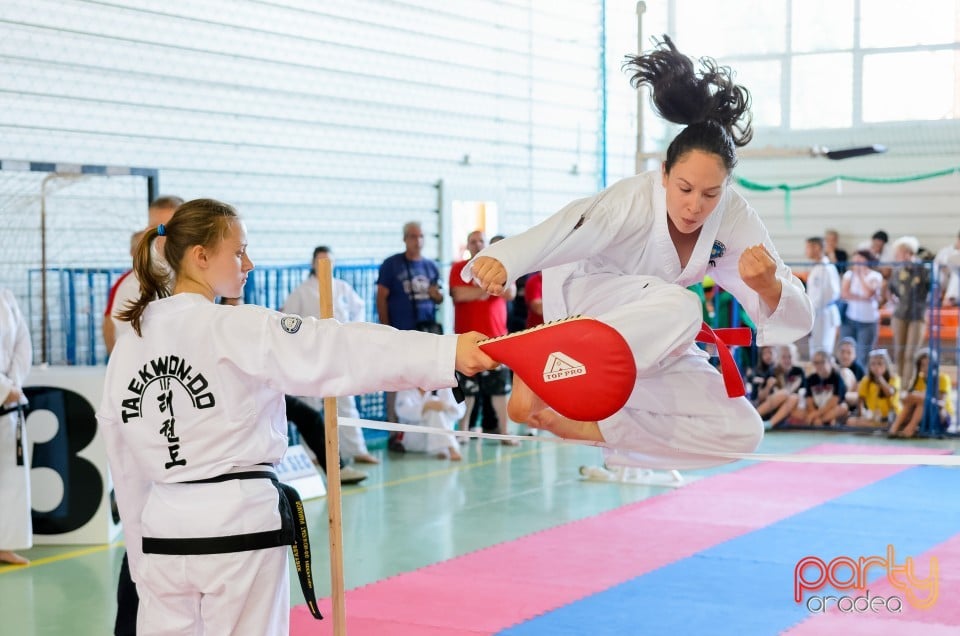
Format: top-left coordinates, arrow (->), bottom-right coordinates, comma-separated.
30,259 -> 959,435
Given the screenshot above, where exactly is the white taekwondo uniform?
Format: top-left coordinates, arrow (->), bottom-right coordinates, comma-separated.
394,387 -> 466,456
0,288 -> 32,552
97,294 -> 457,636
806,254 -> 842,356
282,274 -> 370,460
464,170 -> 814,470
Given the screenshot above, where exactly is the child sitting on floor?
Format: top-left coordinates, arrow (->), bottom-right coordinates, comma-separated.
887,349 -> 955,438
394,387 -> 466,460
755,343 -> 807,429
846,348 -> 901,429
798,350 -> 849,427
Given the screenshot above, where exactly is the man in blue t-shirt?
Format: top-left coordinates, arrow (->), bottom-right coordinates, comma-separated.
376,221 -> 444,429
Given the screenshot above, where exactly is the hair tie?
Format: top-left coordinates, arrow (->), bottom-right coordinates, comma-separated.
157,224 -> 166,236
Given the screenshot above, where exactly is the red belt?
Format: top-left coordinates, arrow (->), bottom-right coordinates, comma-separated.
695,322 -> 752,398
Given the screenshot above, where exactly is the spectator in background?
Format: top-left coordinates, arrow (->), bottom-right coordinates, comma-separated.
887,236 -> 930,383
755,344 -> 807,429
281,246 -> 378,465
524,271 -> 544,328
803,350 -> 849,427
804,236 -> 841,359
934,229 -> 960,298
394,387 -> 466,460
887,348 -> 954,438
376,221 -> 443,431
835,337 -> 865,382
746,345 -> 777,405
824,228 -> 849,274
944,269 -> 959,307
0,288 -> 32,565
448,230 -> 518,444
834,337 -> 864,412
102,230 -> 144,354
866,230 -> 894,279
846,348 -> 900,429
106,195 -> 184,355
839,249 -> 883,367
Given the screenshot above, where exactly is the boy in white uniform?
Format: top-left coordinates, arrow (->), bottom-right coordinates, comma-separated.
395,387 -> 466,460
465,37 -> 814,470
0,288 -> 32,565
97,199 -> 495,636
804,236 -> 842,357
282,245 -> 377,464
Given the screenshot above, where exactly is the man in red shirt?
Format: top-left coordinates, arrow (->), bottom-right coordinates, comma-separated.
449,230 -> 518,443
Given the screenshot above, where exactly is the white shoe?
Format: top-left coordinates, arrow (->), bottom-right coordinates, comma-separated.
579,465 -> 618,481
339,466 -> 368,485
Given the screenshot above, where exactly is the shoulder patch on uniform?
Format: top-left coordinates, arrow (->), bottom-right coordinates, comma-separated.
709,240 -> 726,267
280,315 -> 302,334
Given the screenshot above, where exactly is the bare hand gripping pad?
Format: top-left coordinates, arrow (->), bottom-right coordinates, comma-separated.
479,317 -> 637,421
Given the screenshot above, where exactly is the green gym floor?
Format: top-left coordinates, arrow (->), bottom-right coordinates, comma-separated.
2,431 -> 958,635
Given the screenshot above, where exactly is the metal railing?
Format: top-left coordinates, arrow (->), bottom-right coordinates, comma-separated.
30,259 -> 959,435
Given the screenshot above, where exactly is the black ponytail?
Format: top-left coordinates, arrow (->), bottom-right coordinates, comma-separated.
624,35 -> 753,173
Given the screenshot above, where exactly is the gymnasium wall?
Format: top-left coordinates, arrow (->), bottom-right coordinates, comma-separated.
1,0 -> 958,273
737,121 -> 960,264
0,0 -> 628,269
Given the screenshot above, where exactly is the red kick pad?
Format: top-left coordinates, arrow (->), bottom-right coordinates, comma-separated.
479,317 -> 637,421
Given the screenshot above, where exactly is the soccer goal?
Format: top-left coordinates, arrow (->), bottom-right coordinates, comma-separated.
0,161 -> 157,365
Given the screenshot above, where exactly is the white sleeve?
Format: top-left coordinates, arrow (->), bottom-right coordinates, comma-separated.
98,413 -> 150,581
214,307 -> 459,399
0,290 -> 32,403
461,192 -> 627,286
711,209 -> 814,346
827,265 -> 841,303
947,270 -> 959,302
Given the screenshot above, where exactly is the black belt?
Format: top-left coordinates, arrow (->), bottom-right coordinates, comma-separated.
1,404 -> 25,466
141,470 -> 323,621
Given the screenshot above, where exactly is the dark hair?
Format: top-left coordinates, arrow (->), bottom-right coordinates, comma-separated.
871,230 -> 888,243
806,236 -> 824,248
309,245 -> 332,275
854,249 -> 874,262
624,35 -> 752,173
118,199 -> 240,336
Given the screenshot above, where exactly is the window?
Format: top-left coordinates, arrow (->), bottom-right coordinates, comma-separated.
863,50 -> 958,122
791,53 -> 853,128
792,0 -> 854,52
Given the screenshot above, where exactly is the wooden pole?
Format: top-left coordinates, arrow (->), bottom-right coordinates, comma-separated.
317,258 -> 347,635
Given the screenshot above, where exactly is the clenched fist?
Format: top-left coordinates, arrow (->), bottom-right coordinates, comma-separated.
738,244 -> 782,312
468,256 -> 509,296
